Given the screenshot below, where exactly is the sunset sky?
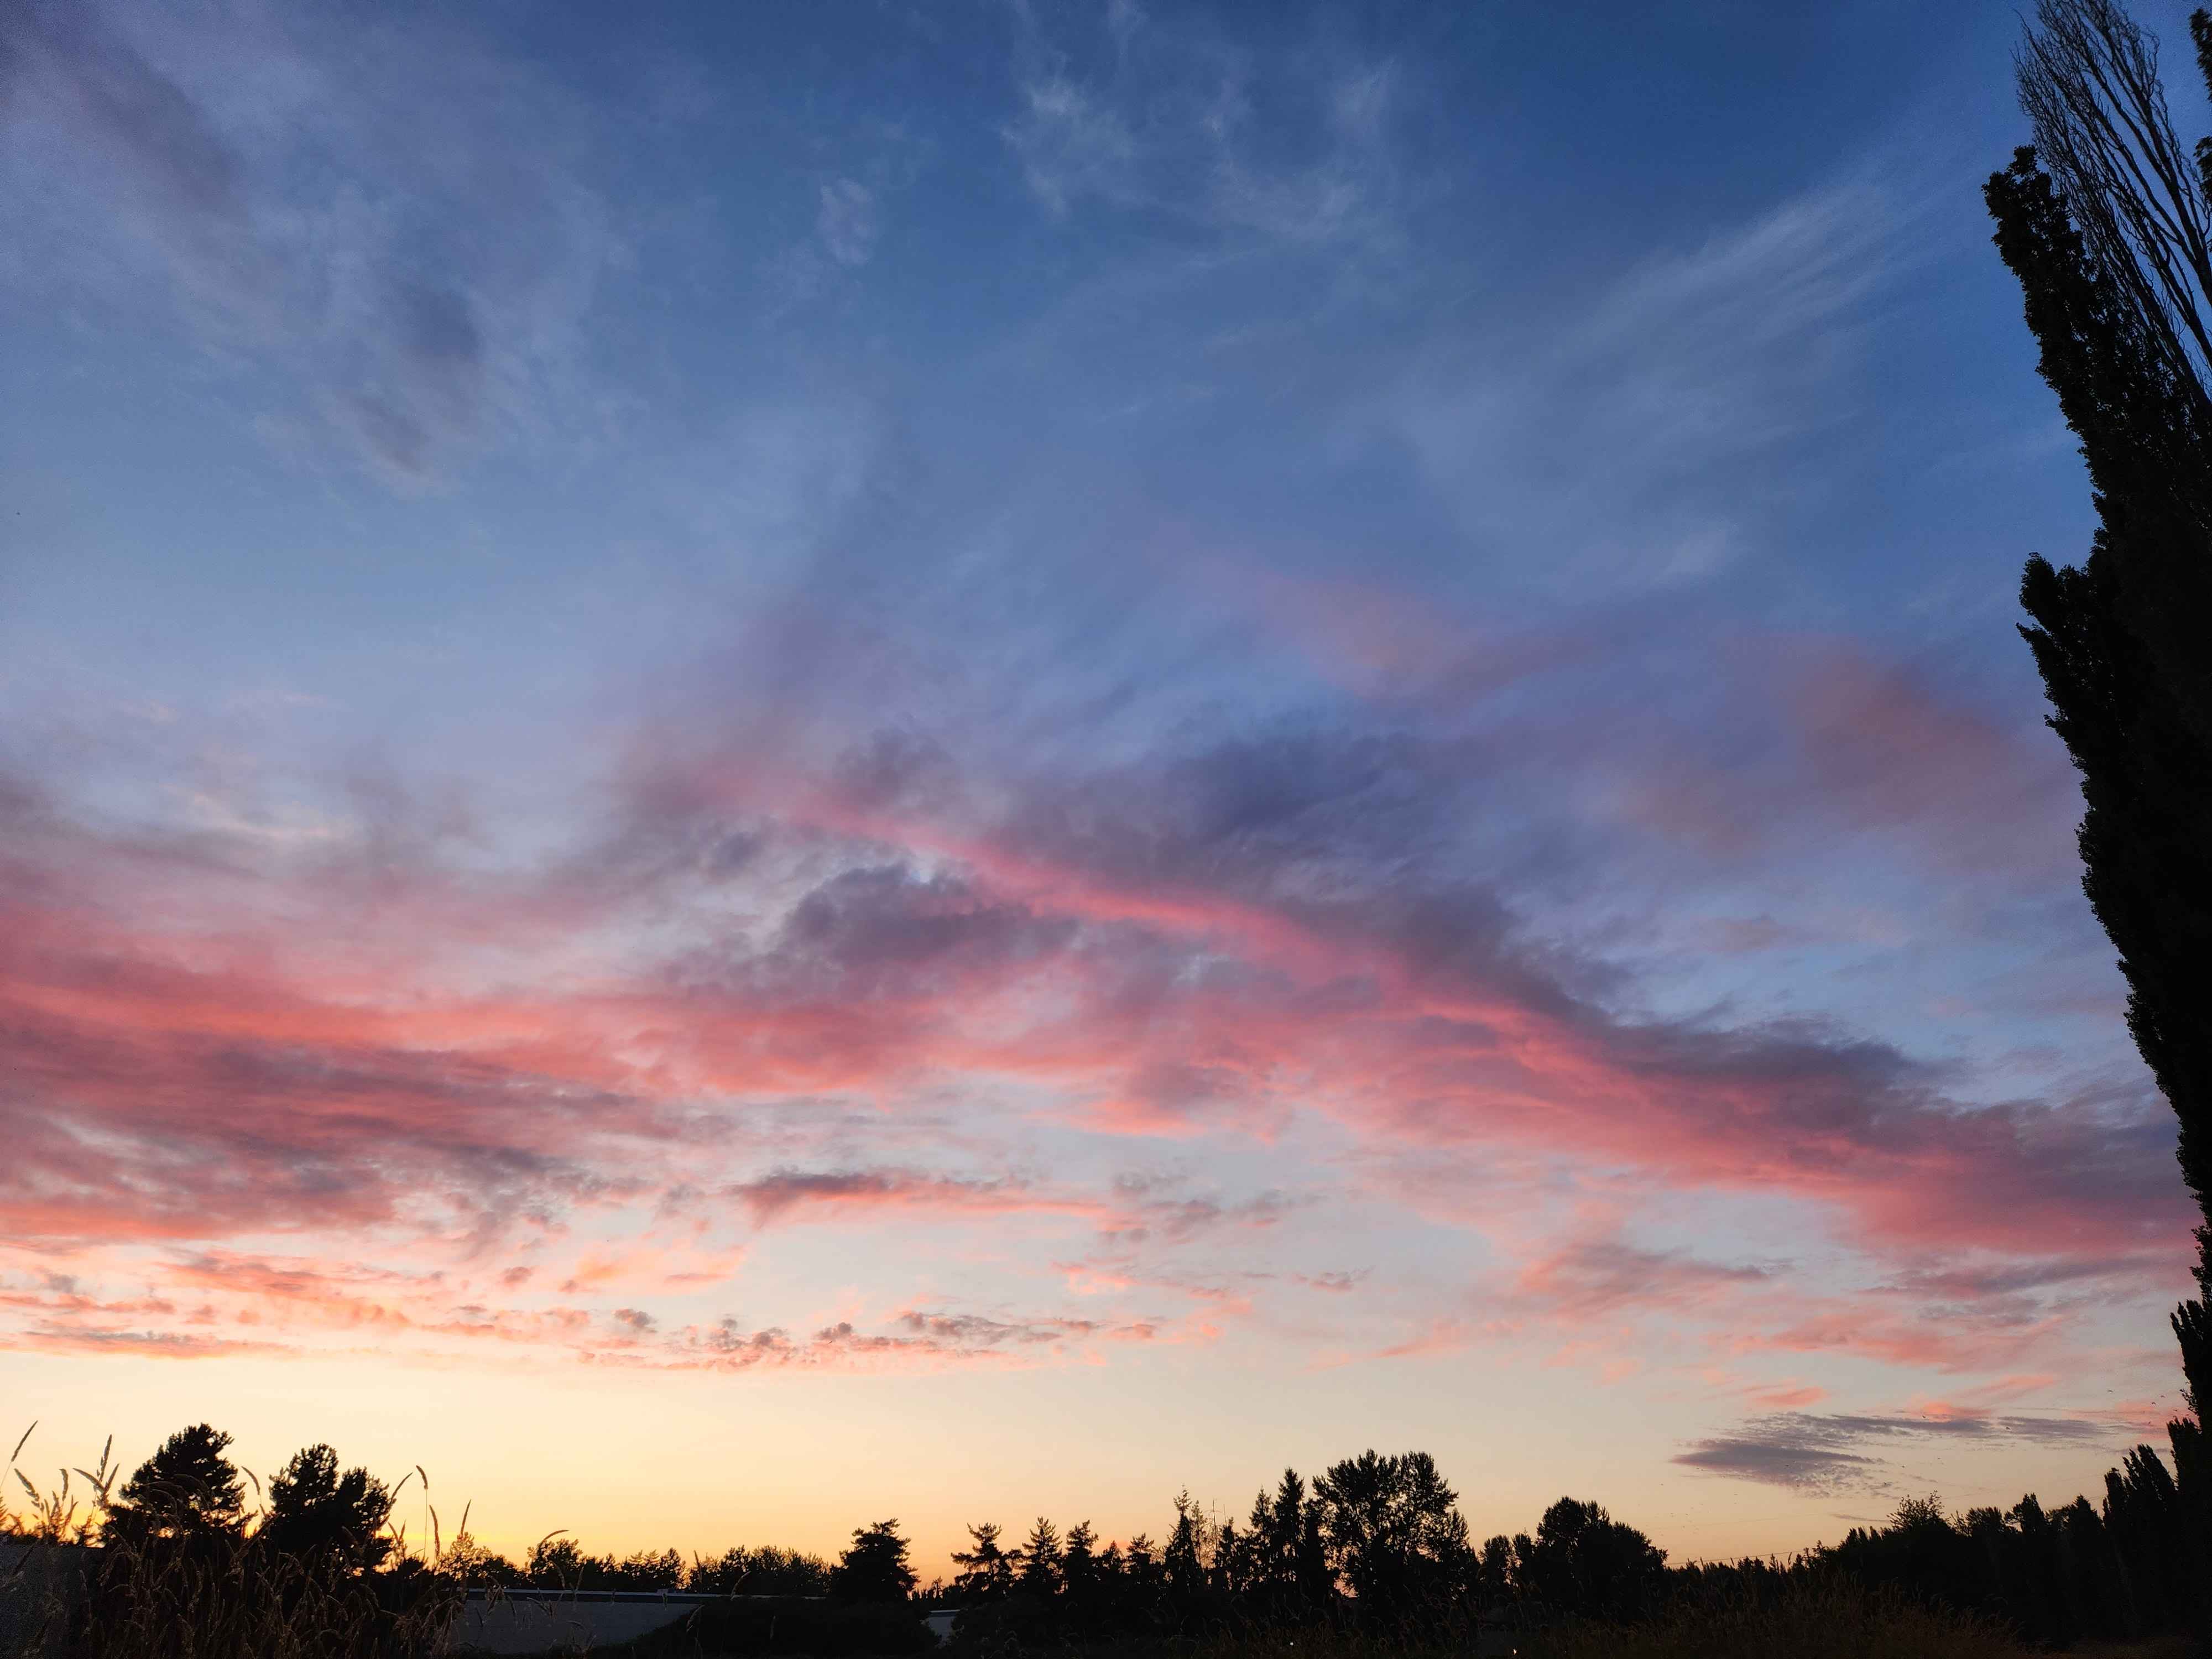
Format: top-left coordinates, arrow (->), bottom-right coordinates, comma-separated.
0,0 -> 2200,1576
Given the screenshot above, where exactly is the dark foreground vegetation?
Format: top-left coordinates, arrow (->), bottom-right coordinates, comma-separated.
4,1422 -> 2204,1658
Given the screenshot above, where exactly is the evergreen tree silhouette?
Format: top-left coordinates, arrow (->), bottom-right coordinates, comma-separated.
1260,1468 -> 1307,1596
1123,1532 -> 1162,1600
103,1424 -> 247,1543
1244,1489 -> 1275,1587
1061,1521 -> 1102,1606
1296,1491 -> 1332,1610
259,1443 -> 393,1571
832,1519 -> 917,1603
1013,1517 -> 1062,1597
951,1521 -> 1013,1601
1212,1514 -> 1245,1594
1984,1 -> 2212,1589
1162,1491 -> 1203,1599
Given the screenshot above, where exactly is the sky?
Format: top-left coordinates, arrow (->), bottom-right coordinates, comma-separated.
0,0 -> 2203,1576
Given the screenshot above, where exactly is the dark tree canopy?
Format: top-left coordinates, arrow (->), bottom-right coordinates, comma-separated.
1060,1520 -> 1102,1604
259,1443 -> 394,1571
1517,1497 -> 1667,1623
105,1423 -> 247,1542
1161,1491 -> 1203,1598
524,1535 -> 590,1588
832,1519 -> 918,1604
950,1521 -> 1013,1601
690,1542 -> 833,1597
435,1531 -> 521,1587
1312,1450 -> 1472,1623
615,1547 -> 686,1590
1013,1516 -> 1063,1597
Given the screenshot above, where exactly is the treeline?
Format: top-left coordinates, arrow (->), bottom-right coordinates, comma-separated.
7,1423 -> 2203,1650
447,1527 -> 912,1603
910,1448 -> 2202,1650
1705,1464 -> 2206,1649
931,1456 -> 1666,1642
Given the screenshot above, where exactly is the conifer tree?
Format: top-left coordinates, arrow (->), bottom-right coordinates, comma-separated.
1061,1521 -> 1100,1604
832,1520 -> 917,1603
1162,1491 -> 1204,1599
259,1443 -> 393,1571
1123,1532 -> 1161,1596
951,1521 -> 1013,1601
1262,1469 -> 1307,1594
1244,1486 -> 1282,1604
103,1424 -> 247,1543
1297,1494 -> 1332,1609
1014,1516 -> 1062,1597
1211,1514 -> 1244,1593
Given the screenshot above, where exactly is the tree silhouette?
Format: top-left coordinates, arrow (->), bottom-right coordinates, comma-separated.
1254,1468 -> 1306,1599
103,1424 -> 247,1543
1013,1516 -> 1062,1597
1984,1 -> 2212,1576
1296,1488 -> 1332,1609
436,1531 -> 521,1587
1476,1534 -> 1517,1617
951,1521 -> 1013,1601
1517,1497 -> 1666,1622
1211,1513 -> 1247,1594
611,1547 -> 685,1590
1095,1537 -> 1128,1602
1162,1491 -> 1203,1599
258,1443 -> 393,1571
525,1535 -> 588,1588
832,1520 -> 917,1604
691,1543 -> 832,1597
1312,1450 -> 1469,1623
1122,1531 -> 1162,1600
1061,1520 -> 1102,1606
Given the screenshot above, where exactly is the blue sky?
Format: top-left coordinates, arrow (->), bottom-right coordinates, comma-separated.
1,0 -> 2199,1569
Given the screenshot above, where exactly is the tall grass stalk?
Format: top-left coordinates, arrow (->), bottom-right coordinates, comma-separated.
3,1428 -> 457,1659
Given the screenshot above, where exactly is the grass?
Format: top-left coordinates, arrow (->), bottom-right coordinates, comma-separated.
4,1428 -> 456,1659
1519,1574 -> 2037,1659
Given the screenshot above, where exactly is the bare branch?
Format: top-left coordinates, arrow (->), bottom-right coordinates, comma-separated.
2017,0 -> 2212,413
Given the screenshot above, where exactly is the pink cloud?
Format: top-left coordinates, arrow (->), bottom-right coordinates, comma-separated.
0,618 -> 2184,1402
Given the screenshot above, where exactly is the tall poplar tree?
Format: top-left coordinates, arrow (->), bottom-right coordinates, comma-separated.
1984,0 -> 2212,1586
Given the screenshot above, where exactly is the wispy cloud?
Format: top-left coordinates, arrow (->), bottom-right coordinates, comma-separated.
817,179 -> 880,268
0,0 -> 617,484
0,589 -> 2178,1389
1384,179 -> 1903,589
1002,3 -> 1404,250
